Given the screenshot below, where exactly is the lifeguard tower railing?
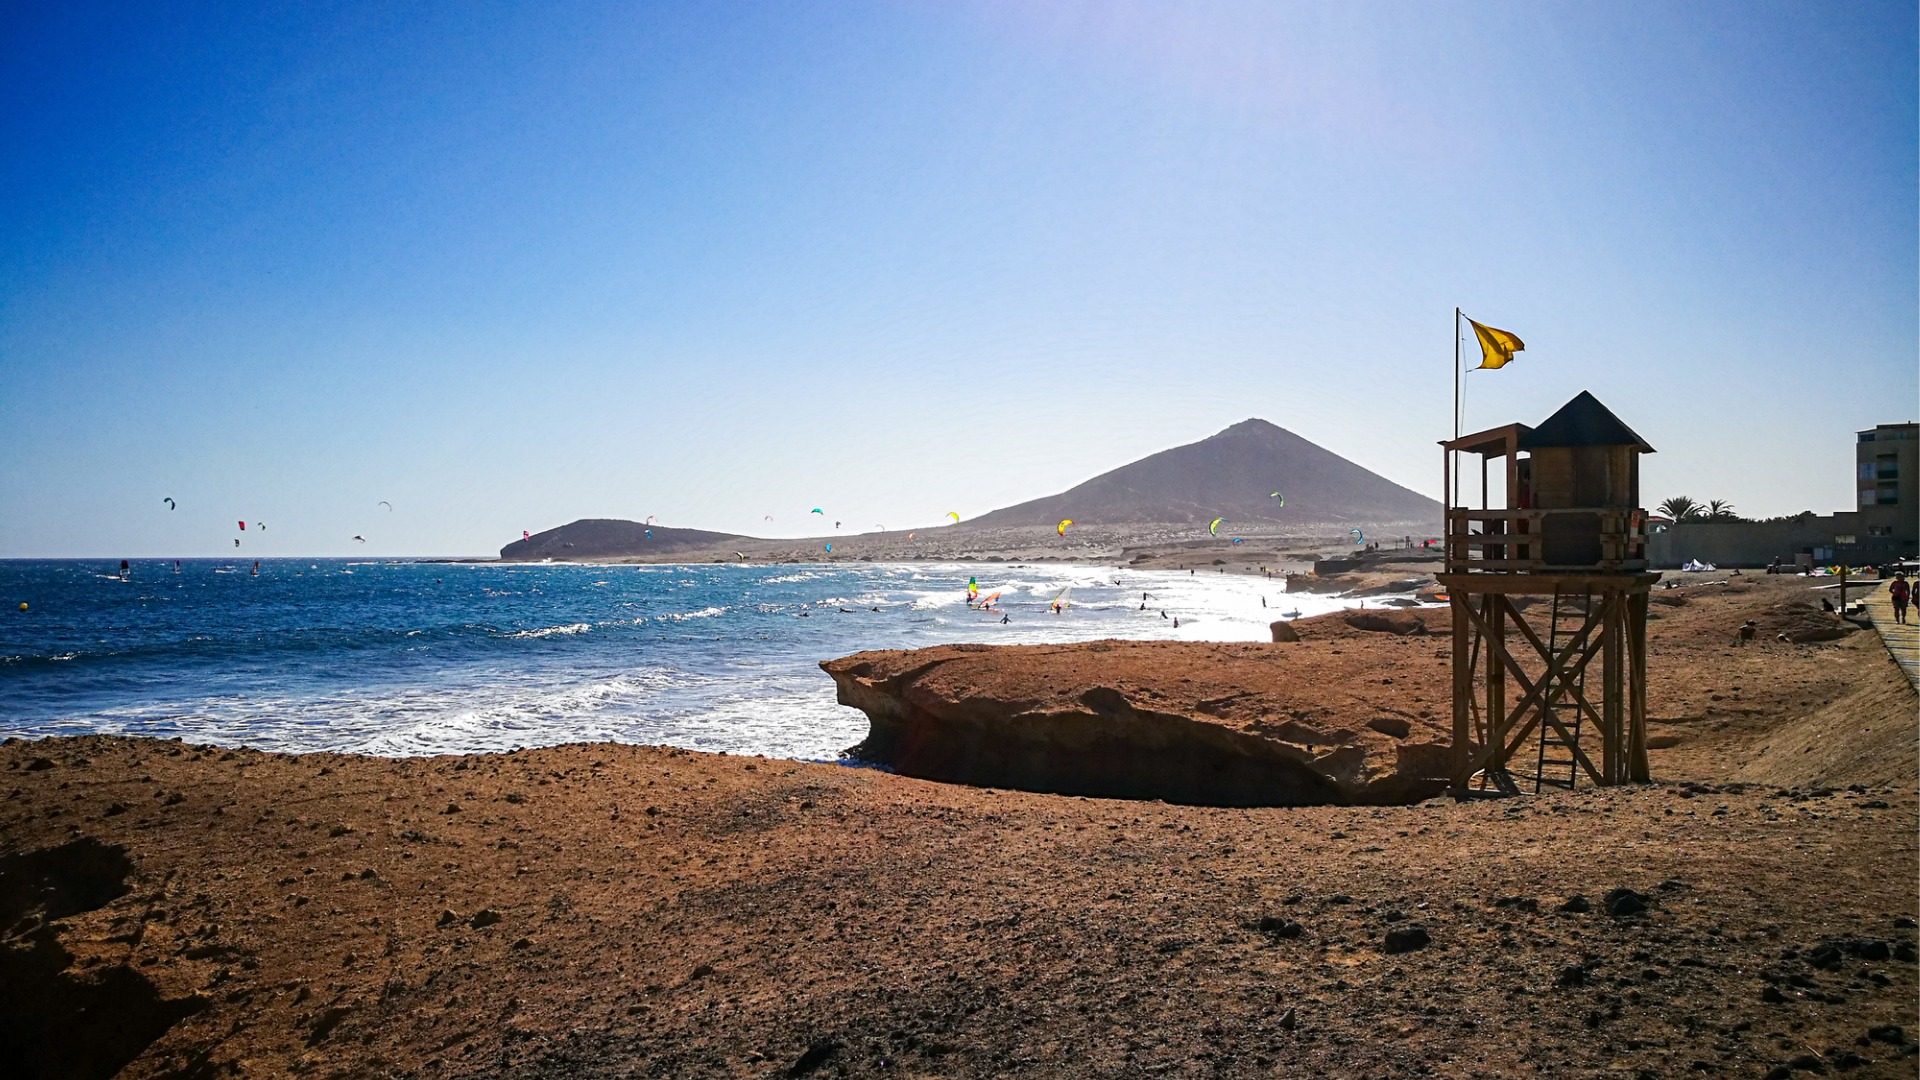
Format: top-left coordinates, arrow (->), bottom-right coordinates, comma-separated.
1444,507 -> 1649,574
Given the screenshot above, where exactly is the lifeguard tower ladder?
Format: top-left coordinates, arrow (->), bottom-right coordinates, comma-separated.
1438,391 -> 1660,794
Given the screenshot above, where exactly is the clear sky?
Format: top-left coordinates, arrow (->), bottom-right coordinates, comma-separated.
3,1 -> 1914,557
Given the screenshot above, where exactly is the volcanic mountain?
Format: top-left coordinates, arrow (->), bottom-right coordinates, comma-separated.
500,519 -> 746,561
967,418 -> 1440,528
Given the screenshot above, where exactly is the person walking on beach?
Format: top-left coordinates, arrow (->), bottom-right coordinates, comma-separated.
1891,574 -> 1911,624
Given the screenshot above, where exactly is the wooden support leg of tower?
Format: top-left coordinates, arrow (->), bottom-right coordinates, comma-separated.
1628,590 -> 1650,782
1485,596 -> 1506,780
1450,593 -> 1472,788
1603,591 -> 1626,784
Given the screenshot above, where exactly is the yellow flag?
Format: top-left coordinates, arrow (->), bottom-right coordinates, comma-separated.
1467,317 -> 1524,370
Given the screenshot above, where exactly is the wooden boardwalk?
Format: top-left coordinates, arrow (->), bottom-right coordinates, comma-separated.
1860,581 -> 1920,691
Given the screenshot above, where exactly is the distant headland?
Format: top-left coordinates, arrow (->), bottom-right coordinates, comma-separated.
500,419 -> 1441,564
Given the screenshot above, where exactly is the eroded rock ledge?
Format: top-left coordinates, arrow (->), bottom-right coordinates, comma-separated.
821,617 -> 1455,807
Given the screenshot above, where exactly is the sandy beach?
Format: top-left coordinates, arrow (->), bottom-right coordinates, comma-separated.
3,574 -> 1915,1079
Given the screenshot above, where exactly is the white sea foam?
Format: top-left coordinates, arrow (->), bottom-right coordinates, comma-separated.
657,606 -> 727,622
503,622 -> 591,639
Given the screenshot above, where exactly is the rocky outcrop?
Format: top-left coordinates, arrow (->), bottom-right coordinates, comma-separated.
821,635 -> 1454,807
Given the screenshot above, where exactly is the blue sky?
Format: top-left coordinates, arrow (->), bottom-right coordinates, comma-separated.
3,1 -> 1914,557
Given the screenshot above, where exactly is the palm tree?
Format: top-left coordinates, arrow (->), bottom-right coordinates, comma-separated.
1657,496 -> 1702,521
1707,500 -> 1740,521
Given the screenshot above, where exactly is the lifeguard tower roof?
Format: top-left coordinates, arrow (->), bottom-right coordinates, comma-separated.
1517,391 -> 1655,453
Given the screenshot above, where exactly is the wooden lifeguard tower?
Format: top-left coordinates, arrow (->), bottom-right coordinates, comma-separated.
1438,391 -> 1660,794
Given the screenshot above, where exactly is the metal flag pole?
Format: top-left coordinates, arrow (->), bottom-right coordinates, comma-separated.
1451,307 -> 1462,509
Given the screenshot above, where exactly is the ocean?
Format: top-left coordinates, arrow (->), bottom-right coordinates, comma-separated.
0,559 -> 1387,760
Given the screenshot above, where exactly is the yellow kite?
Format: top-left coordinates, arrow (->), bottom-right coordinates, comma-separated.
1467,318 -> 1524,370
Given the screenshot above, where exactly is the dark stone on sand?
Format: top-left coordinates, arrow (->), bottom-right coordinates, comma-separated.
1277,1007 -> 1297,1030
468,908 -> 501,929
1786,1051 -> 1826,1072
1382,926 -> 1430,954
1843,938 -> 1891,961
1558,894 -> 1592,914
1867,1025 -> 1905,1045
26,757 -> 54,771
1602,888 -> 1648,917
1251,915 -> 1303,938
787,1038 -> 839,1077
436,909 -> 459,928
1894,942 -> 1918,963
1893,916 -> 1916,929
1808,944 -> 1845,970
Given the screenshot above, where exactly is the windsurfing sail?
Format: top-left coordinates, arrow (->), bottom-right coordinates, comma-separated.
1057,519 -> 1073,536
523,530 -> 530,540
1050,585 -> 1072,612
978,591 -> 1001,608
1208,517 -> 1224,536
645,530 -> 652,539
967,576 -> 978,600
907,531 -> 916,541
824,542 -> 832,552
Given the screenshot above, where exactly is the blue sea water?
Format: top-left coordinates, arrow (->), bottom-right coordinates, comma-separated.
0,559 -> 1378,760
